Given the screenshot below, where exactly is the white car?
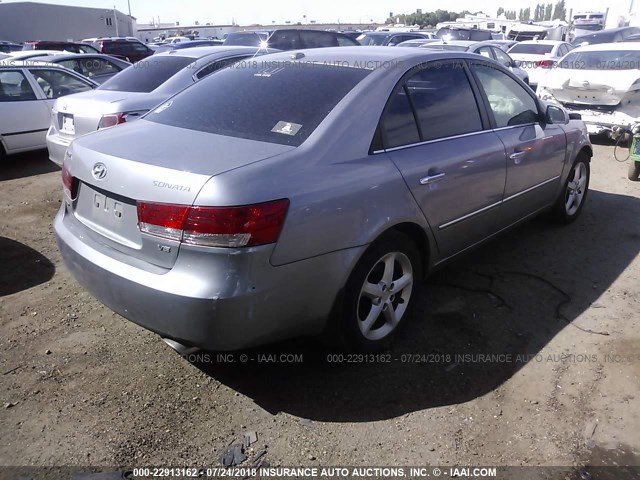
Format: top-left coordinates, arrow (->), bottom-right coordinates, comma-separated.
507,40 -> 575,89
0,50 -> 71,61
165,36 -> 191,44
536,42 -> 640,136
0,61 -> 97,160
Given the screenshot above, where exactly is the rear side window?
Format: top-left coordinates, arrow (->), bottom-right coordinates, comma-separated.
98,56 -> 194,92
406,62 -> 483,142
148,62 -> 370,147
29,69 -> 93,98
195,56 -> 248,80
471,64 -> 539,128
381,88 -> 420,148
224,32 -> 264,46
268,31 -> 301,50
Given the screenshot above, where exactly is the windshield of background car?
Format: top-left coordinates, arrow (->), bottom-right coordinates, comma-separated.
558,50 -> 640,70
147,62 -> 371,146
436,28 -> 471,40
508,44 -> 554,55
98,56 -> 194,92
356,34 -> 388,46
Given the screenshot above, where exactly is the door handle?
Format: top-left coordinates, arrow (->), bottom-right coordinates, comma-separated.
420,173 -> 446,185
509,151 -> 526,160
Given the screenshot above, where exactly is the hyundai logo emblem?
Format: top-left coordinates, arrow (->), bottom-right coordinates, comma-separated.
92,163 -> 107,180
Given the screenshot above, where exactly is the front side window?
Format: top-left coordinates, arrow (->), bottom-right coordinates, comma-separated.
0,70 -> 37,101
301,31 -> 337,48
471,63 -> 539,128
148,62 -> 370,147
406,62 -> 483,142
268,31 -> 301,50
29,69 -> 93,98
492,48 -> 513,68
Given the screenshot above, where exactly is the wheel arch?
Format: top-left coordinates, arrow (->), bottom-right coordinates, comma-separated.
371,221 -> 433,278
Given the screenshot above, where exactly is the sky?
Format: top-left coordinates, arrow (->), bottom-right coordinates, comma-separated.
0,0 -> 635,25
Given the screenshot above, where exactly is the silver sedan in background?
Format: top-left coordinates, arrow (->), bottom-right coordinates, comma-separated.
46,46 -> 277,165
55,48 -> 592,353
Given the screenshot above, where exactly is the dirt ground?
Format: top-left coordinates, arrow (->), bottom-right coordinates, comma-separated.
0,144 -> 639,476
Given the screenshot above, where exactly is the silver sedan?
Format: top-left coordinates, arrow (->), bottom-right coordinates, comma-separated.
46,46 -> 278,166
54,47 -> 592,352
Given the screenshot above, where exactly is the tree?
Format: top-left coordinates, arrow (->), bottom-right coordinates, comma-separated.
518,8 -> 524,21
544,3 -> 553,21
497,7 -> 505,16
552,0 -> 566,20
523,7 -> 531,21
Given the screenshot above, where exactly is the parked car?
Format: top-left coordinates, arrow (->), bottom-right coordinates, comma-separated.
0,41 -> 22,53
536,43 -> 640,136
46,46 -> 277,166
417,41 -> 530,84
225,29 -> 360,49
54,47 -> 592,352
152,39 -> 224,54
28,54 -> 131,84
435,26 -> 493,41
92,38 -> 155,63
0,61 -> 97,160
507,40 -> 575,90
22,41 -> 99,54
357,31 -> 431,46
571,26 -> 640,46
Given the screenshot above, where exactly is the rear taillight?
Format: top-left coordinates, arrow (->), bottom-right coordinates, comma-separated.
136,199 -> 289,248
98,113 -> 126,129
61,162 -> 76,199
536,60 -> 554,68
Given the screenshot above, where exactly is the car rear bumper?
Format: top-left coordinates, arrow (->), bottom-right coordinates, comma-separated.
54,204 -> 363,350
46,126 -> 71,166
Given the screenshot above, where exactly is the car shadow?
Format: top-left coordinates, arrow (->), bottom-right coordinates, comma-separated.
0,237 -> 55,296
188,189 -> 640,422
0,149 -> 59,181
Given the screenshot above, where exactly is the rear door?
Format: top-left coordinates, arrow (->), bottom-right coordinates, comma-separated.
469,60 -> 567,226
0,69 -> 51,152
300,31 -> 338,48
381,60 -> 508,258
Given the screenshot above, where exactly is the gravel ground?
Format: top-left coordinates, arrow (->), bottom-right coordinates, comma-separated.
0,144 -> 638,476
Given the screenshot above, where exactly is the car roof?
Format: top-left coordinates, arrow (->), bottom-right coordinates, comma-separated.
513,39 -> 565,45
0,59 -> 75,68
571,42 -> 640,52
426,40 -> 476,46
27,53 -> 127,61
154,45 -> 272,58
246,46 -> 492,68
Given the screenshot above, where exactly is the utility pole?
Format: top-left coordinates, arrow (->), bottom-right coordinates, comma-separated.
113,6 -> 119,36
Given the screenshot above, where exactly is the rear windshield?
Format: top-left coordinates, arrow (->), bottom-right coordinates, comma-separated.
224,32 -> 265,46
436,28 -> 471,40
356,34 -> 388,46
558,50 -> 640,70
508,44 -> 554,55
98,56 -> 194,92
571,34 -> 614,45
147,62 -> 370,146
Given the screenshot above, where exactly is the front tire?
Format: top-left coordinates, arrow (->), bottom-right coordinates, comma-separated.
629,161 -> 640,181
549,153 -> 590,224
341,232 -> 422,352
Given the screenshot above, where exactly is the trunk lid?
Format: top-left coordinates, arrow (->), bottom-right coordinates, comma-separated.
66,120 -> 295,268
541,69 -> 640,106
53,90 -> 165,139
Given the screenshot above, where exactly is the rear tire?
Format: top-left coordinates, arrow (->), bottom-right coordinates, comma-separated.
548,153 -> 590,224
340,232 -> 422,352
629,161 -> 640,181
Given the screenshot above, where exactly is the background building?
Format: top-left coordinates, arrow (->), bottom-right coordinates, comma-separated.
0,1 -> 136,42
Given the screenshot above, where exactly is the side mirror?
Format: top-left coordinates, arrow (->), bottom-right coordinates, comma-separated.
546,104 -> 569,124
